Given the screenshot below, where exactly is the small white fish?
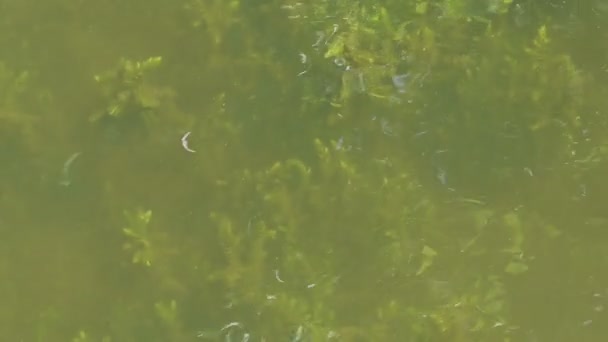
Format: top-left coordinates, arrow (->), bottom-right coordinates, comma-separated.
221,322 -> 243,331
274,269 -> 285,283
59,152 -> 82,186
181,132 -> 196,153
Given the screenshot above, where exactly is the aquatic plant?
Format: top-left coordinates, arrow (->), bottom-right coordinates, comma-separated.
3,0 -> 607,341
89,56 -> 165,124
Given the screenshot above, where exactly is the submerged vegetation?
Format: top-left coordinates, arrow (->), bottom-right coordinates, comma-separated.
1,0 -> 608,341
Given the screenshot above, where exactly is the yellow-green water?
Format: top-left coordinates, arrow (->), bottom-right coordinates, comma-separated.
1,1 -> 607,341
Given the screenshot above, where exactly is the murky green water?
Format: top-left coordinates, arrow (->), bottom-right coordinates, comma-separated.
1,1 -> 607,341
